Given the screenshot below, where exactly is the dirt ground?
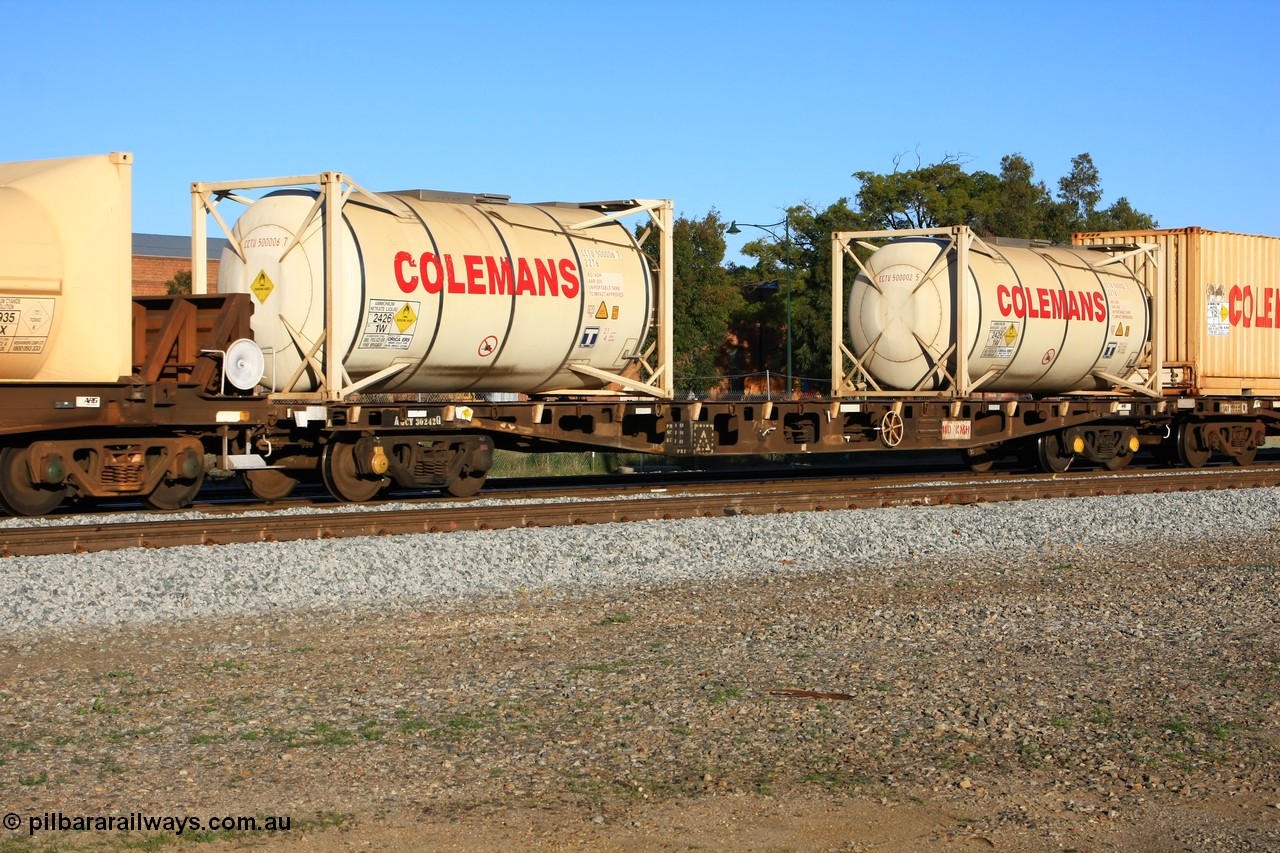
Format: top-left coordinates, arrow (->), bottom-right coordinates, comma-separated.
3,535 -> 1279,851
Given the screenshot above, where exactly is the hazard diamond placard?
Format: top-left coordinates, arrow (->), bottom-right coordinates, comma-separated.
394,303 -> 418,333
251,270 -> 275,304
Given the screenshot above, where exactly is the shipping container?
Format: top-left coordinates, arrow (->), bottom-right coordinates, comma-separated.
0,152 -> 133,383
1073,227 -> 1280,395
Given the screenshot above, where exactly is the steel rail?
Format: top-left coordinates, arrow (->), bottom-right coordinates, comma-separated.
3,465 -> 1280,558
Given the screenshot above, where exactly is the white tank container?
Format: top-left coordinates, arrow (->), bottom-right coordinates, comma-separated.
847,238 -> 1150,393
219,189 -> 652,394
0,153 -> 132,382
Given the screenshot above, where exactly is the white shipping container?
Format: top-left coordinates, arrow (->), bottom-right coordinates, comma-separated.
0,153 -> 133,383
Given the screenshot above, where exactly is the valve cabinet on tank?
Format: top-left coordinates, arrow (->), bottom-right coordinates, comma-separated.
1074,228 -> 1280,395
216,185 -> 655,396
0,152 -> 133,383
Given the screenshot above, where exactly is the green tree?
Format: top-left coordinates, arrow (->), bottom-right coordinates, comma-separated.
646,211 -> 742,392
851,151 -> 1155,244
1056,152 -> 1103,228
852,154 -> 998,231
980,154 -> 1051,239
1087,196 -> 1157,233
732,199 -> 864,392
165,269 -> 192,295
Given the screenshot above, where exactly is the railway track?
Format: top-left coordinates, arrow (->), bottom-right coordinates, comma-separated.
4,463 -> 1280,558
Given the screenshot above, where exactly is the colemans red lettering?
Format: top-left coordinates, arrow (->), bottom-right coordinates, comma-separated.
996,284 -> 1107,322
395,251 -> 580,298
1228,285 -> 1280,329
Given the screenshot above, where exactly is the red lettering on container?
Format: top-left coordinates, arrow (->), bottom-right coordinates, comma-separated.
559,259 -> 580,298
445,256 -> 466,294
1011,286 -> 1027,318
487,257 -> 513,295
515,258 -> 537,296
464,255 -> 486,294
535,259 -> 559,297
421,252 -> 443,294
1049,289 -> 1068,319
1080,292 -> 1096,321
393,251 -> 584,299
1035,288 -> 1051,319
394,251 -> 418,293
995,284 -> 1106,322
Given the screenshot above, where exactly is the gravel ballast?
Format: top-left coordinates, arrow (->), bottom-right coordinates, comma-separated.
2,487 -> 1279,634
1,486 -> 1278,851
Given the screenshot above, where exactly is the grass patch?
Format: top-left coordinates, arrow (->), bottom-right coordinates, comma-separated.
708,687 -> 743,703
1088,705 -> 1116,726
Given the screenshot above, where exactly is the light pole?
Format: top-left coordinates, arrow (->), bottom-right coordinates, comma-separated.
726,215 -> 793,397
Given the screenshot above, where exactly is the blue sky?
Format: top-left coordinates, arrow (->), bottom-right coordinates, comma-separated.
3,0 -> 1276,261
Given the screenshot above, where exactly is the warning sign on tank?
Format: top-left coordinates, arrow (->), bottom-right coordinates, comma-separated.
250,270 -> 275,304
0,297 -> 55,355
359,299 -> 419,350
980,321 -> 1016,359
1206,285 -> 1229,337
394,303 -> 417,332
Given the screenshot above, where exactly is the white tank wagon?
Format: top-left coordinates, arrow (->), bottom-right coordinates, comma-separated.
827,226 -> 1174,473
843,234 -> 1152,394
214,185 -> 656,396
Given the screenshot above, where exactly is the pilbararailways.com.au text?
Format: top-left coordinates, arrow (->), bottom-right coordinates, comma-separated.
5,810 -> 291,836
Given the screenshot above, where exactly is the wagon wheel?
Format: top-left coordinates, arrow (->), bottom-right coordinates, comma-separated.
146,470 -> 206,510
879,410 -> 905,448
1102,451 -> 1133,471
244,468 -> 303,501
1035,433 -> 1074,474
961,445 -> 998,473
0,446 -> 68,516
1175,423 -> 1211,468
445,469 -> 489,498
1231,444 -> 1258,467
321,441 -> 387,503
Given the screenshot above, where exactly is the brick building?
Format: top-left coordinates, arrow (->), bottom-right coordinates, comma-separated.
132,233 -> 229,295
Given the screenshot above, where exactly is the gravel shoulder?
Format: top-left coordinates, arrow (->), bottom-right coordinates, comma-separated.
1,492 -> 1279,850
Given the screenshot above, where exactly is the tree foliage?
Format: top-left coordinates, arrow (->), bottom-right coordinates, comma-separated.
641,210 -> 743,390
852,155 -> 995,231
850,150 -> 1156,243
165,269 -> 192,295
